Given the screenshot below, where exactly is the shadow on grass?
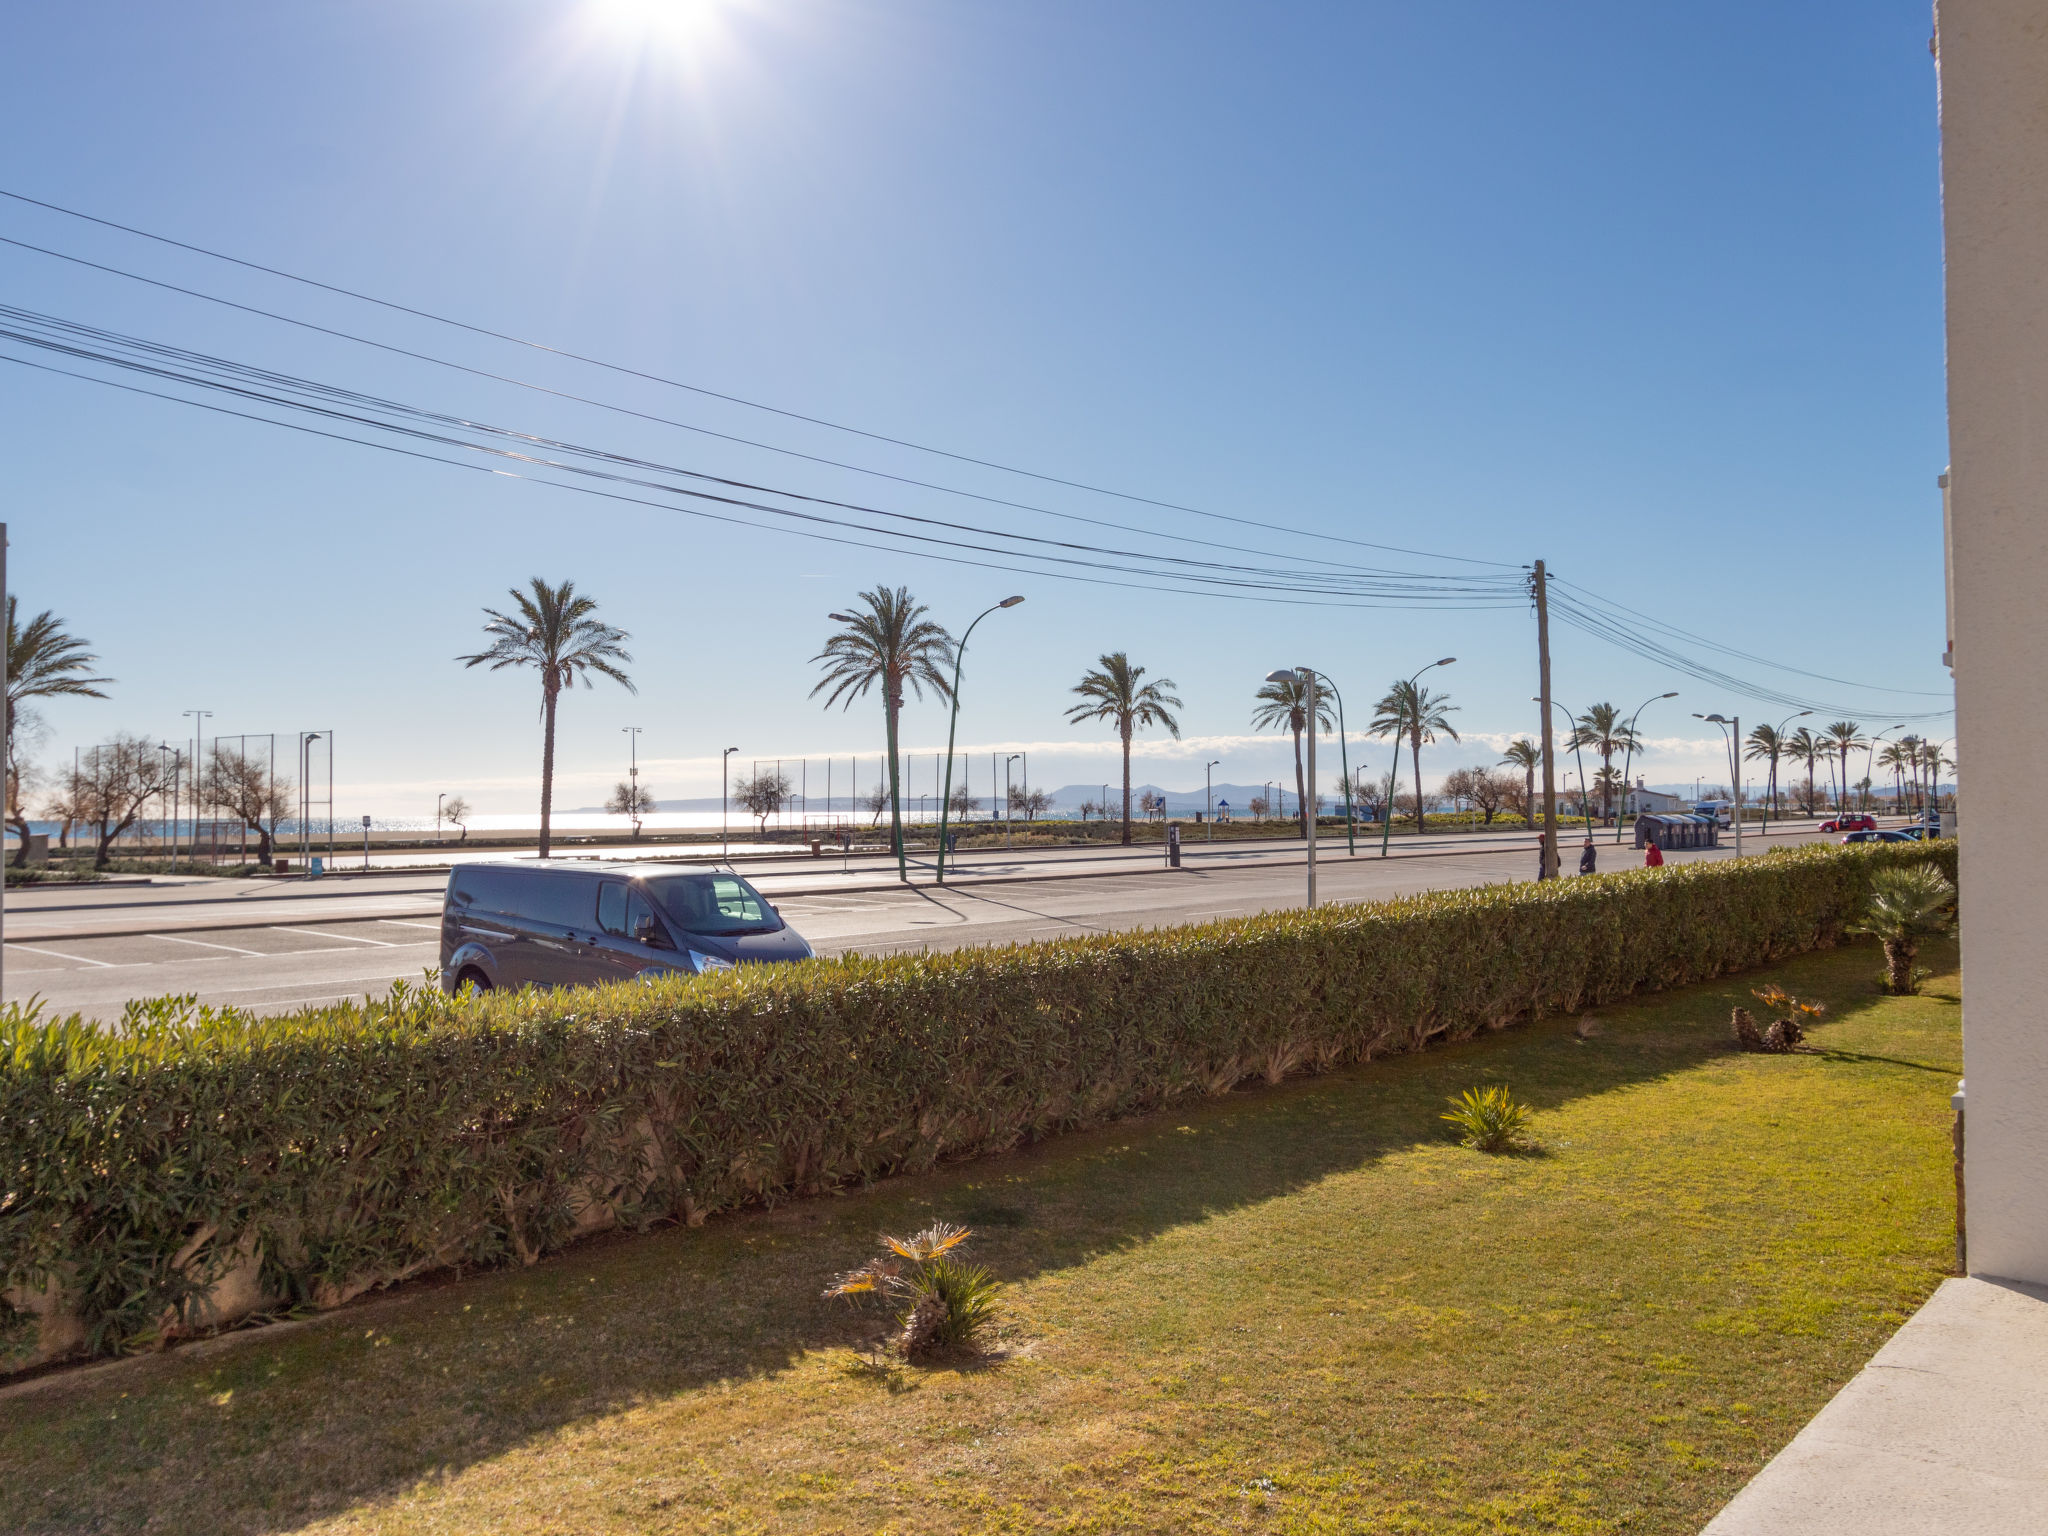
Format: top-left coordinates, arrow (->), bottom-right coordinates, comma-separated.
0,938 -> 1956,1536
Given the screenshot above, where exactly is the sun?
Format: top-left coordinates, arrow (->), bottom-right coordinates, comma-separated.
584,0 -> 738,51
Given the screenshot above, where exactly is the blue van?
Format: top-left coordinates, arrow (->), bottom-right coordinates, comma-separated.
439,862 -> 814,994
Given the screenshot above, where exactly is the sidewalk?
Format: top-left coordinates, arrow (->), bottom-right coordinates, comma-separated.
1702,1276 -> 2048,1533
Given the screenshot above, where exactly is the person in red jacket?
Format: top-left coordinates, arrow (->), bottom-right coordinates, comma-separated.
1644,836 -> 1665,868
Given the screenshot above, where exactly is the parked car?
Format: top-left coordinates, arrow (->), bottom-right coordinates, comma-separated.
1843,829 -> 1916,844
1818,813 -> 1877,833
440,862 -> 813,994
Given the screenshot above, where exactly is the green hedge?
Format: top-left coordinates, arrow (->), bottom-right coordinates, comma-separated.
0,841 -> 1953,1367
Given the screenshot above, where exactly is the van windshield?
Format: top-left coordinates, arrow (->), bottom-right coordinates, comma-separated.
643,873 -> 781,936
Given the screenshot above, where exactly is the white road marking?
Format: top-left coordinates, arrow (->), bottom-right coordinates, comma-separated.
153,933 -> 266,956
5,942 -> 120,968
269,926 -> 400,947
377,920 -> 443,930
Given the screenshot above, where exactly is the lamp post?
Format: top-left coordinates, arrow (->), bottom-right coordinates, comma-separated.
1757,710 -> 1812,833
721,746 -> 739,860
1204,759 -> 1220,842
158,743 -> 178,871
1613,692 -> 1679,844
1694,713 -> 1744,857
1317,673 -> 1357,855
1005,754 -> 1020,850
1862,726 -> 1906,816
184,709 -> 212,865
1380,658 -> 1456,857
1533,697 -> 1592,846
1266,668 -> 1322,908
621,726 -> 643,835
935,596 -> 1024,884
436,792 -> 446,845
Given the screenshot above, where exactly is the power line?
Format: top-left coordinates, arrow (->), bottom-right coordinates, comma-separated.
0,185 -> 1519,568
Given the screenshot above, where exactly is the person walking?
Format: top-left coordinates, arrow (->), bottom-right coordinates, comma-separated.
1644,835 -> 1664,868
1578,838 -> 1597,876
1537,838 -> 1552,881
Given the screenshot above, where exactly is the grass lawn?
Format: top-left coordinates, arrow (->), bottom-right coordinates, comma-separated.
0,939 -> 1961,1535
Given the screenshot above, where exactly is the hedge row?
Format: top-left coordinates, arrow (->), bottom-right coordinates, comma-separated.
0,840 -> 1954,1369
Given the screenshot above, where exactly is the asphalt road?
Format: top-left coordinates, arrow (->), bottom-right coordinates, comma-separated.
2,824 -> 1834,1024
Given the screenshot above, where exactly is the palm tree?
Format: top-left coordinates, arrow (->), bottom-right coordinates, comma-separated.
1568,702 -> 1638,823
1744,724 -> 1786,818
1499,738 -> 1539,820
1250,674 -> 1334,836
6,597 -> 114,863
1823,722 -> 1867,812
1877,739 -> 1915,813
1850,864 -> 1957,994
1065,652 -> 1182,845
1369,681 -> 1460,834
812,586 -> 955,880
458,577 -> 633,860
1786,726 -> 1822,814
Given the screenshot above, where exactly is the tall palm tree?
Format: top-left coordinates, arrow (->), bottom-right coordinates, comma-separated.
1878,739 -> 1915,813
1250,674 -> 1334,836
1744,724 -> 1785,818
1785,726 -> 1822,814
1065,652 -> 1181,845
812,586 -> 955,881
7,597 -> 114,864
1568,702 -> 1638,823
1370,681 -> 1459,834
459,577 -> 633,860
1823,722 -> 1866,812
1499,738 -> 1539,820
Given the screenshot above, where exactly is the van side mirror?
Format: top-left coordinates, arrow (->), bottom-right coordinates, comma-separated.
635,914 -> 671,948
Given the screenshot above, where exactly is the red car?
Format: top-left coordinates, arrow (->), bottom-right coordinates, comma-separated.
1818,814 -> 1877,833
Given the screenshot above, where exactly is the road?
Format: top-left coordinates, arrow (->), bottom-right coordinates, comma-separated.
2,823 -> 1836,1024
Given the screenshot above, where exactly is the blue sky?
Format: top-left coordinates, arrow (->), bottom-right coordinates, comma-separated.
0,1 -> 1952,819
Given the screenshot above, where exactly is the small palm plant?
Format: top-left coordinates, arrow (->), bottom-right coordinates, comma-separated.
1442,1084 -> 1534,1152
1850,864 -> 1958,994
825,1222 -> 1000,1359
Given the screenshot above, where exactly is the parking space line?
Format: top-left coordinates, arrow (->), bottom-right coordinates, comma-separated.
153,933 -> 266,956
269,926 -> 400,947
377,920 -> 443,930
4,942 -> 119,968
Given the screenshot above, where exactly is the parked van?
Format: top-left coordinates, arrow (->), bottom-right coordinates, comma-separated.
439,862 -> 813,994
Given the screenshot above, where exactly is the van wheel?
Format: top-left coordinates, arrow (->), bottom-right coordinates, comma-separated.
456,968 -> 493,996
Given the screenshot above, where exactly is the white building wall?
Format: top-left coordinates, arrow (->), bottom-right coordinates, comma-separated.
1937,0 -> 2048,1284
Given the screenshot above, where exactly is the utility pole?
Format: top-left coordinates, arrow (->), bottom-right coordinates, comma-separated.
1,522 -> 7,999
1533,560 -> 1560,879
1304,669 -> 1318,907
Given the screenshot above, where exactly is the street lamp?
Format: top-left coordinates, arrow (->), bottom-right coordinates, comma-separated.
935,596 -> 1025,884
1380,659 -> 1456,858
436,791 -> 446,845
1861,725 -> 1906,816
184,709 -> 212,866
1204,759 -> 1221,842
157,742 -> 178,870
1005,753 -> 1021,850
1694,713 -> 1744,857
1613,692 -> 1679,844
721,746 -> 739,860
1757,710 -> 1812,832
1266,668 -> 1324,908
1533,697 -> 1593,855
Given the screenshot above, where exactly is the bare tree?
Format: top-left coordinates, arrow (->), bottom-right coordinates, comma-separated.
1442,765 -> 1515,825
861,781 -> 890,827
735,771 -> 794,836
947,784 -> 982,818
443,795 -> 472,843
605,779 -> 657,839
1248,795 -> 1269,820
76,735 -> 175,869
201,744 -> 293,865
1011,785 -> 1053,822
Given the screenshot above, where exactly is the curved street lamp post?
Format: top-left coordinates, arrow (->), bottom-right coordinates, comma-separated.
1379,658 -> 1456,858
934,596 -> 1025,884
1612,692 -> 1679,844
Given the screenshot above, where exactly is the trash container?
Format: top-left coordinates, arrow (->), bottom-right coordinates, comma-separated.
1167,823 -> 1182,868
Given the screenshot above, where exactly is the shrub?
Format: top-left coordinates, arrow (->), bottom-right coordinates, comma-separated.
1442,1085 -> 1535,1151
826,1223 -> 999,1358
0,841 -> 1954,1370
1848,863 -> 1958,994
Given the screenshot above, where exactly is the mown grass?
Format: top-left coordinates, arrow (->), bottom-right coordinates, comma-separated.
0,939 -> 1960,1535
